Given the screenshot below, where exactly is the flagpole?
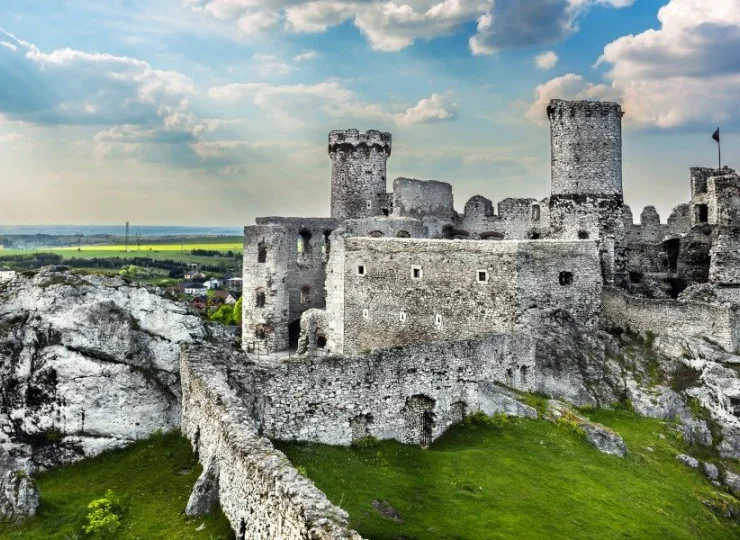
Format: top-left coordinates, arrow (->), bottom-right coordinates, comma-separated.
719,136 -> 722,170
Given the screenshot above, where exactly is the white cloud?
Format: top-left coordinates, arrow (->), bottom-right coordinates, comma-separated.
252,53 -> 293,74
399,93 -> 458,125
525,74 -> 619,123
0,41 -> 17,52
294,50 -> 318,61
0,28 -> 196,125
535,51 -> 558,70
187,0 -> 633,53
208,80 -> 457,126
528,0 -> 740,129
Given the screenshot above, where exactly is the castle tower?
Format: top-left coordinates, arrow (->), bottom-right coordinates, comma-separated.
329,129 -> 392,222
547,99 -> 626,285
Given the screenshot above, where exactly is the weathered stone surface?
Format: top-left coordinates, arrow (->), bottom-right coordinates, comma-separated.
0,268 -> 218,520
724,471 -> 740,497
185,456 -> 219,517
0,470 -> 38,521
547,401 -> 628,457
703,462 -> 720,481
478,383 -> 538,419
676,454 -> 699,469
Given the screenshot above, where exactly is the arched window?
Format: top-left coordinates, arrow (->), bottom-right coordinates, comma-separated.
257,242 -> 267,263
396,230 -> 411,238
300,285 -> 311,305
255,326 -> 265,340
368,230 -> 384,238
256,288 -> 266,308
297,229 -> 312,254
531,204 -> 541,221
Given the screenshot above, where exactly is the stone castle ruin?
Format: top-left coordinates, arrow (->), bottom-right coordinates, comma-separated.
242,99 -> 740,358
2,98 -> 739,537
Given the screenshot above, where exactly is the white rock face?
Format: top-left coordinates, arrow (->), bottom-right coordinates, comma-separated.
0,267 -> 216,518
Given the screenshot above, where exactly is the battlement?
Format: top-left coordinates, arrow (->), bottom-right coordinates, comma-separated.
329,129 -> 392,155
547,99 -> 623,122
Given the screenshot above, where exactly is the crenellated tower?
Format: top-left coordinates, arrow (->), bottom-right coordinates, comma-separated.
547,99 -> 626,285
329,129 -> 392,222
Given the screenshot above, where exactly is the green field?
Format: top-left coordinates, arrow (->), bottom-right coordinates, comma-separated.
276,409 -> 740,540
0,431 -> 234,540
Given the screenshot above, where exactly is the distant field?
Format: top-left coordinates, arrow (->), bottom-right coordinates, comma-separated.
0,242 -> 243,264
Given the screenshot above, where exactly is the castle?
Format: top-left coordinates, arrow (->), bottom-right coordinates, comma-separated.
185,98 -> 740,538
241,98 -> 740,358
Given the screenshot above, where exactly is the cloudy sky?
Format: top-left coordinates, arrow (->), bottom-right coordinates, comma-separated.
0,0 -> 737,226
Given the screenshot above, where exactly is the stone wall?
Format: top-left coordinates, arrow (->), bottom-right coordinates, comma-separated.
329,129 -> 392,221
340,216 -> 425,239
601,288 -> 739,352
392,177 -> 455,221
252,334 -> 537,446
322,237 -> 602,355
180,345 -> 362,540
244,218 -> 337,353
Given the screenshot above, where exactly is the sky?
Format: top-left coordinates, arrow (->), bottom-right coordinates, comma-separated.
0,0 -> 738,227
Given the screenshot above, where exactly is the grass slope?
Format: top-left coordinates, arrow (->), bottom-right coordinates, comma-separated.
0,432 -> 234,540
276,410 -> 739,540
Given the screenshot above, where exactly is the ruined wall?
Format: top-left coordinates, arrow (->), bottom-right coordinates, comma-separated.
324,237 -> 602,355
601,288 -> 738,352
330,129 -> 391,221
243,218 -> 337,353
180,346 -> 362,540
710,228 -> 740,285
677,225 -> 713,284
340,216 -> 425,239
256,334 -> 536,446
392,177 -> 455,222
496,198 -> 550,240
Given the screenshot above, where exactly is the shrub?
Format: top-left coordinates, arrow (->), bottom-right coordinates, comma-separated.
556,413 -> 586,438
83,490 -> 124,537
352,436 -> 380,450
464,411 -> 509,429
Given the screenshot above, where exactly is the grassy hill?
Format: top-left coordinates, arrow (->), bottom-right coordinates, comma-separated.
276,408 -> 740,540
0,431 -> 234,540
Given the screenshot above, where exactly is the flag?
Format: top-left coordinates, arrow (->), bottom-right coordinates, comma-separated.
712,127 -> 720,143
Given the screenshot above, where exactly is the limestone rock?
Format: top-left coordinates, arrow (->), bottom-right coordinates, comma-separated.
0,470 -> 38,521
724,471 -> 740,497
547,401 -> 628,457
478,383 -> 537,419
676,454 -> 699,469
185,456 -> 219,517
703,462 -> 720,481
0,267 -> 220,519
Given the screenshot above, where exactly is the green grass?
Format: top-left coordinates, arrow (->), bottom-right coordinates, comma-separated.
0,431 -> 234,540
275,411 -> 739,540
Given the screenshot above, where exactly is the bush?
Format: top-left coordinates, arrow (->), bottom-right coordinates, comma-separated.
352,436 -> 380,450
464,411 -> 509,429
83,489 -> 124,537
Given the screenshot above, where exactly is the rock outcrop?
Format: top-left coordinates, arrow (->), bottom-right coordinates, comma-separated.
0,267 -> 219,520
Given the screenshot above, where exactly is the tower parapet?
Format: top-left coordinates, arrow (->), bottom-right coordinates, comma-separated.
329,129 -> 392,222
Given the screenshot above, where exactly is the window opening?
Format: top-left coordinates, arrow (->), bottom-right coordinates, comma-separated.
257,242 -> 267,263
477,270 -> 488,283
531,204 -> 541,221
300,286 -> 310,305
695,204 -> 708,223
357,265 -> 366,276
559,271 -> 574,286
256,289 -> 266,308
577,231 -> 589,240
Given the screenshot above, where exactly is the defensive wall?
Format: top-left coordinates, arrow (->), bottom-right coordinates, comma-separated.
601,288 -> 740,353
180,345 -> 362,540
320,237 -> 602,355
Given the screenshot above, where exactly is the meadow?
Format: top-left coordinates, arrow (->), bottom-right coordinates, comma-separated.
276,408 -> 740,540
0,432 -> 234,539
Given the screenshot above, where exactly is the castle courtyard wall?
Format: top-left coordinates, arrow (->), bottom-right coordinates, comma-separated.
180,345 -> 362,540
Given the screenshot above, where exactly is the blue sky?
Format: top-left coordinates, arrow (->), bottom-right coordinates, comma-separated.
0,0 -> 737,226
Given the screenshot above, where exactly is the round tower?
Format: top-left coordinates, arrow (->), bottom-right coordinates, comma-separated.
547,99 -> 626,286
548,99 -> 623,197
329,129 -> 392,222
